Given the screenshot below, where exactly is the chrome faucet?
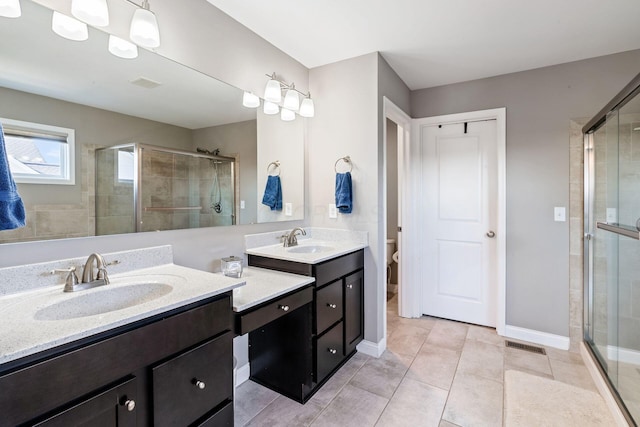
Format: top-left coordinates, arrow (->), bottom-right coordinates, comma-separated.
283,227 -> 306,247
82,253 -> 110,285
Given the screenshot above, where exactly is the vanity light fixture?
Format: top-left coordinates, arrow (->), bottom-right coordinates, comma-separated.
52,11 -> 89,41
283,85 -> 300,111
242,91 -> 260,108
281,108 -> 295,122
264,76 -> 282,103
71,0 -> 109,27
299,97 -> 315,118
130,0 -> 160,48
108,34 -> 138,59
262,72 -> 315,119
263,101 -> 279,115
0,0 -> 21,18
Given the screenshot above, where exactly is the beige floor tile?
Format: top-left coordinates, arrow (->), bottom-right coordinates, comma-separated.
545,346 -> 583,364
375,378 -> 447,427
310,352 -> 370,407
311,384 -> 389,427
386,324 -> 430,357
438,421 -> 461,427
406,344 -> 460,390
466,325 -> 504,346
349,351 -> 413,399
549,357 -> 598,392
457,340 -> 505,382
504,347 -> 553,377
425,319 -> 468,351
396,315 -> 438,330
442,372 -> 503,427
246,395 -> 324,427
234,380 -> 280,426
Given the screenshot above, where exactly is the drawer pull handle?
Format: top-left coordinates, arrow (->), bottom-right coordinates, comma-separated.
327,303 -> 337,309
121,399 -> 136,412
278,304 -> 290,312
347,284 -> 353,289
328,348 -> 337,355
193,379 -> 206,390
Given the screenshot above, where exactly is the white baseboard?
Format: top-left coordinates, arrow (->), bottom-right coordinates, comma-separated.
581,343 -> 630,427
236,362 -> 251,386
504,325 -> 570,350
606,345 -> 640,365
357,337 -> 386,358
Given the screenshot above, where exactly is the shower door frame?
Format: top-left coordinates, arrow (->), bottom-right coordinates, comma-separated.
582,71 -> 640,427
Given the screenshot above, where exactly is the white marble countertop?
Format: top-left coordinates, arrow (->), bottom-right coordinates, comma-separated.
0,263 -> 245,365
232,267 -> 315,312
245,239 -> 367,264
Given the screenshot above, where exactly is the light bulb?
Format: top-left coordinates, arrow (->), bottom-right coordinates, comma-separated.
263,101 -> 279,115
0,0 -> 21,18
264,79 -> 281,103
71,0 -> 109,27
108,35 -> 138,59
130,4 -> 160,48
299,97 -> 315,118
242,91 -> 260,108
281,108 -> 295,122
52,11 -> 88,41
283,89 -> 300,111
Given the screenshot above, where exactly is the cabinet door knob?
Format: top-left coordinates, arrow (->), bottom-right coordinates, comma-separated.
193,379 -> 206,390
122,399 -> 136,412
278,304 -> 290,312
328,348 -> 337,354
327,303 -> 337,309
346,284 -> 353,289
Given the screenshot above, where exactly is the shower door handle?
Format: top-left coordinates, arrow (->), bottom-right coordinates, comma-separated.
486,231 -> 495,238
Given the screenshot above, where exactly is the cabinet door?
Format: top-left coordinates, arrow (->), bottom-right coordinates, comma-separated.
32,377 -> 137,427
344,270 -> 364,356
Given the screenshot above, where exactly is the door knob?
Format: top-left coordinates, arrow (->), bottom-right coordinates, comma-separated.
486,231 -> 495,238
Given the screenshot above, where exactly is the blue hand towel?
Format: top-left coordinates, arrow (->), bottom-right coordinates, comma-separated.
335,172 -> 352,214
0,124 -> 25,230
262,175 -> 282,211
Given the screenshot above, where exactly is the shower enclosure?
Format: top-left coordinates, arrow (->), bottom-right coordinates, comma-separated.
95,143 -> 235,235
584,72 -> 640,425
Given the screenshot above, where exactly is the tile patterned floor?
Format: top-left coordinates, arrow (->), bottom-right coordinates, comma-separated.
235,295 -> 606,426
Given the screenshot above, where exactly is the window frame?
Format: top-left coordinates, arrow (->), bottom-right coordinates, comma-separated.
1,117 -> 76,185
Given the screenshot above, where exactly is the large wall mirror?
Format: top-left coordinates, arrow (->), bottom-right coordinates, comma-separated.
0,0 -> 305,244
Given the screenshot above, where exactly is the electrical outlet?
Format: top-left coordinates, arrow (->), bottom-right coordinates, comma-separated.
329,204 -> 337,219
554,207 -> 566,222
240,200 -> 245,209
285,203 -> 292,216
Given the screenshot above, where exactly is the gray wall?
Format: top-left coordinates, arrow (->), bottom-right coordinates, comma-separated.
411,49 -> 640,336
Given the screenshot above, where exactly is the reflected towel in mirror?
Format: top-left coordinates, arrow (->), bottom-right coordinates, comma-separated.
262,175 -> 282,211
335,172 -> 352,214
0,124 -> 25,230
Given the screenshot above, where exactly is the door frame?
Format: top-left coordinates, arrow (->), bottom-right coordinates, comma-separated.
411,108 -> 506,335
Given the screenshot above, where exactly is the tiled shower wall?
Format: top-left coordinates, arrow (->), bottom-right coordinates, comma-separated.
569,120 -> 585,352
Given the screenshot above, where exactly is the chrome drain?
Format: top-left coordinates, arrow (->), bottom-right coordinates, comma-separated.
505,340 -> 546,355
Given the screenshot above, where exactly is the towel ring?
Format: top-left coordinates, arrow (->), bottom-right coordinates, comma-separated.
334,156 -> 353,173
267,161 -> 281,176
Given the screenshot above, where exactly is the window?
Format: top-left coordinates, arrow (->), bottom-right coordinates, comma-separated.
1,118 -> 75,185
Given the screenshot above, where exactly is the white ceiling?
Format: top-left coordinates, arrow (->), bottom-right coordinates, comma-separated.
207,0 -> 640,90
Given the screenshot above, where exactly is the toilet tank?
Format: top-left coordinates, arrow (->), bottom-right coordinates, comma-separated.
386,239 -> 396,265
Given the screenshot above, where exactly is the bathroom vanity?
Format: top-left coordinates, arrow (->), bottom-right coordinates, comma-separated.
0,247 -> 244,427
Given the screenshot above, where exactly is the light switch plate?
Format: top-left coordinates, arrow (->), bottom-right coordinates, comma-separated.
240,200 -> 245,209
329,204 -> 337,219
285,203 -> 292,216
554,207 -> 566,222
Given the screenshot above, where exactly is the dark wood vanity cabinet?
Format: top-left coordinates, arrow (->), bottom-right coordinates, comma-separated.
0,293 -> 234,427
247,249 -> 364,400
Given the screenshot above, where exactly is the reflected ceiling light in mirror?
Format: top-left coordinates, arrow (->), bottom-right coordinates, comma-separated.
283,86 -> 300,111
242,91 -> 260,108
130,0 -> 160,48
108,35 -> 138,59
299,97 -> 315,118
71,0 -> 109,27
281,108 -> 295,122
264,101 -> 279,115
0,0 -> 21,18
52,11 -> 89,41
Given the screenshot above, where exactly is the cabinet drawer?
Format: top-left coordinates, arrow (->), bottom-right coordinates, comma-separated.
197,401 -> 233,426
315,321 -> 344,383
315,280 -> 343,334
235,286 -> 313,335
314,250 -> 364,287
152,333 -> 232,427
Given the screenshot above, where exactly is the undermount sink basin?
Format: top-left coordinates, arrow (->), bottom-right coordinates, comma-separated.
35,282 -> 173,321
287,245 -> 334,254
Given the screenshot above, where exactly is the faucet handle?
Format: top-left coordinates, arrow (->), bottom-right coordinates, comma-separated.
51,267 -> 79,292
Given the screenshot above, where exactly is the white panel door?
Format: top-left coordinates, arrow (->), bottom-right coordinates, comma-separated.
421,120 -> 497,326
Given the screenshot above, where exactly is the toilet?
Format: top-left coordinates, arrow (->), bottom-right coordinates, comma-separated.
386,239 -> 396,285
